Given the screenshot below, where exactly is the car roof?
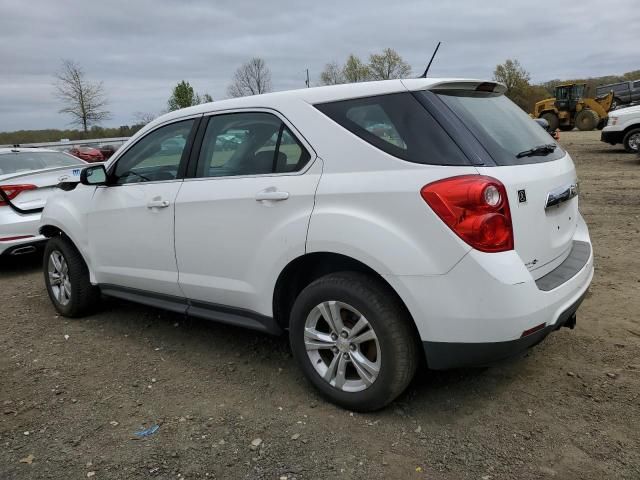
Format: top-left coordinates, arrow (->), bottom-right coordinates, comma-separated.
145,78 -> 504,129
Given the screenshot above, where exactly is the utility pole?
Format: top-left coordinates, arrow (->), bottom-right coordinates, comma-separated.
305,69 -> 310,88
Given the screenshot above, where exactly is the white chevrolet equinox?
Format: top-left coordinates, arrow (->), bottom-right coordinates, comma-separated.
40,79 -> 594,411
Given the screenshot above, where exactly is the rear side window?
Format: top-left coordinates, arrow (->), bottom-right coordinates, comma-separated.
315,93 -> 470,166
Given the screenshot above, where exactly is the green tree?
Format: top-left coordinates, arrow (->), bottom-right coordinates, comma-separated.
368,48 -> 411,80
342,54 -> 370,83
493,59 -> 531,110
167,81 -> 201,111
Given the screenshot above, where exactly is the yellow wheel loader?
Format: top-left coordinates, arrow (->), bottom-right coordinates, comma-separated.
532,83 -> 614,131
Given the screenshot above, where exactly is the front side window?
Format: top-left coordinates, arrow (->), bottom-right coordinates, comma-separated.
112,119 -> 194,185
196,112 -> 310,178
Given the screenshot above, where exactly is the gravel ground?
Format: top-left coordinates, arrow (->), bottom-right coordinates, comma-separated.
1,130 -> 639,480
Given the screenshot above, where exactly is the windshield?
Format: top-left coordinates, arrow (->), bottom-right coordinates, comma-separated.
0,151 -> 84,175
432,90 -> 565,165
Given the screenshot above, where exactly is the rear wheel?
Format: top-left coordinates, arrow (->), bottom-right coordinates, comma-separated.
575,110 -> 599,131
541,112 -> 559,131
289,272 -> 419,411
623,128 -> 640,153
43,236 -> 100,317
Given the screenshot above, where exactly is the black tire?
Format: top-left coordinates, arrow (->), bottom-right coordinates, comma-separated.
43,236 -> 100,317
575,109 -> 599,131
289,272 -> 419,411
623,128 -> 640,153
559,125 -> 574,132
541,112 -> 559,131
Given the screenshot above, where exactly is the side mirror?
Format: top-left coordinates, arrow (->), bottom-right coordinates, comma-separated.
80,164 -> 108,186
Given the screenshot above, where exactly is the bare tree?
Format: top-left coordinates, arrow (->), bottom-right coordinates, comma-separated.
54,60 -> 110,133
320,61 -> 345,85
368,48 -> 411,80
133,111 -> 157,125
227,57 -> 272,98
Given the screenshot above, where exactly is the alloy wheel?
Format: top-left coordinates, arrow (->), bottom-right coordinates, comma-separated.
304,301 -> 381,392
48,250 -> 71,306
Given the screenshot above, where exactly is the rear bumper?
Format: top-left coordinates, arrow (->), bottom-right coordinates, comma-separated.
384,216 -> 594,369
0,236 -> 46,256
601,129 -> 624,145
0,208 -> 43,255
423,290 -> 586,369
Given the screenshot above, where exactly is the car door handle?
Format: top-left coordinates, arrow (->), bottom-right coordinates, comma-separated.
255,190 -> 289,202
146,200 -> 170,208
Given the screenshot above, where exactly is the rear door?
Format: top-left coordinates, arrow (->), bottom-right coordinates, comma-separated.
429,88 -> 579,278
174,110 -> 320,318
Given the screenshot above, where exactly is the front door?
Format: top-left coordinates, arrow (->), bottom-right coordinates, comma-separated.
174,111 -> 321,318
88,118 -> 197,296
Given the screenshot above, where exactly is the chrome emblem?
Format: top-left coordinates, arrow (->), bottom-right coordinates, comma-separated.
545,182 -> 579,210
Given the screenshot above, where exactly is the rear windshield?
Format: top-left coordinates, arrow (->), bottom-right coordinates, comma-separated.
315,92 -> 470,166
431,90 -> 565,165
0,151 -> 83,175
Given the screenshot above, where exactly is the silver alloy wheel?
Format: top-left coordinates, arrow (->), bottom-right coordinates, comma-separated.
304,300 -> 381,392
629,132 -> 640,151
48,250 -> 71,306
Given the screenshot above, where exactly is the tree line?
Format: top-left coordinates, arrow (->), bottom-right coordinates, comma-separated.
2,53 -> 638,145
493,59 -> 640,113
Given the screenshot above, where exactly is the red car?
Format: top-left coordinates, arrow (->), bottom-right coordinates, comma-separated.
67,146 -> 104,163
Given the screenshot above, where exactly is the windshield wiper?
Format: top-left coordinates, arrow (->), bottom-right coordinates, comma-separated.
516,144 -> 557,158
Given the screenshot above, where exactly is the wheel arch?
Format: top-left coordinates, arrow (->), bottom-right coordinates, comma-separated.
272,251 -> 419,336
39,223 -> 96,283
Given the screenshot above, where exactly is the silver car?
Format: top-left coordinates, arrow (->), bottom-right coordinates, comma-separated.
0,148 -> 87,257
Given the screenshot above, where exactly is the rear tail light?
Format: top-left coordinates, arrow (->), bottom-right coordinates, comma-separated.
0,184 -> 37,207
420,175 -> 514,253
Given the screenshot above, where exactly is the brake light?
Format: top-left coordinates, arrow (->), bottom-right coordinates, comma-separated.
420,175 -> 514,253
0,184 -> 37,207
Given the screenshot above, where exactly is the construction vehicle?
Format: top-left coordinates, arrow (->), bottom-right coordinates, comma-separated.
532,83 -> 614,131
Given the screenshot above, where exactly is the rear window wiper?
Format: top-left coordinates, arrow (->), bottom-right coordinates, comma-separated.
516,144 -> 557,158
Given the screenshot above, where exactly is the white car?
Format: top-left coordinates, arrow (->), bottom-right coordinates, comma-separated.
601,104 -> 640,152
0,148 -> 87,257
39,79 -> 594,410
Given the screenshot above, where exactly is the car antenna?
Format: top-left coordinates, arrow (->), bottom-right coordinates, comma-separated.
420,41 -> 441,78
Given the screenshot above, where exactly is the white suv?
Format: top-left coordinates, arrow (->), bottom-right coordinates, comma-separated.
601,104 -> 640,153
40,79 -> 594,411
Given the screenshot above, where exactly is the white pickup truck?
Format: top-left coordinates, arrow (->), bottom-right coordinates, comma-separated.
601,104 -> 640,153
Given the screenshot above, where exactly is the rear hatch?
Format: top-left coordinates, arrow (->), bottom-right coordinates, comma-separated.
425,84 -> 579,279
0,163 -> 86,212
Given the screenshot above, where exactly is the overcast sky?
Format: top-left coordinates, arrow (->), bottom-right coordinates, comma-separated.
0,0 -> 638,132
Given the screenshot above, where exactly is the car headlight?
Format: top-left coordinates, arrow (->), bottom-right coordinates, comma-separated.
608,116 -> 618,126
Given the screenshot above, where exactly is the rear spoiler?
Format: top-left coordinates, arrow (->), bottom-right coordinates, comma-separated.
402,79 -> 507,95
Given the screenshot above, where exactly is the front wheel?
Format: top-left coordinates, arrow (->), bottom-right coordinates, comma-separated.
289,272 -> 419,411
623,128 -> 640,153
43,236 -> 100,317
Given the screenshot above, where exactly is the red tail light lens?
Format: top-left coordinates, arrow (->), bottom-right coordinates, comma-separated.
420,175 -> 514,253
0,184 -> 37,207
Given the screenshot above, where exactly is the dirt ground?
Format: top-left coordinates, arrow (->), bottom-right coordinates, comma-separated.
1,130 -> 639,480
